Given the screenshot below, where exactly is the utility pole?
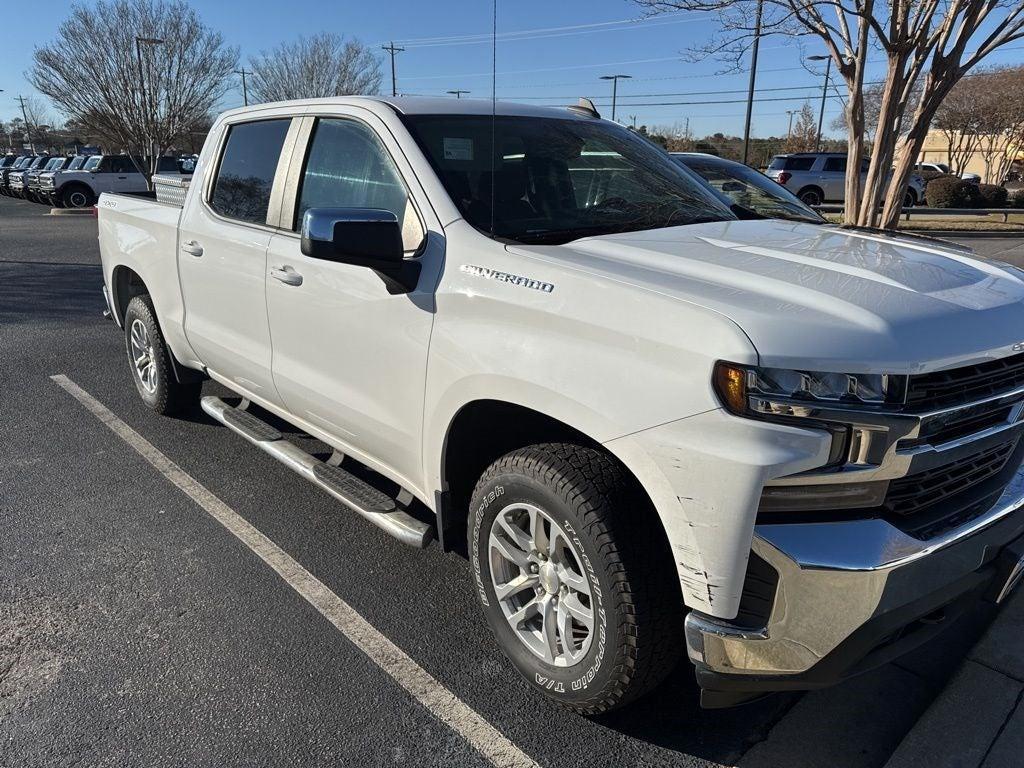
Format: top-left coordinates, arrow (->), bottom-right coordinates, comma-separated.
382,42 -> 405,97
741,0 -> 763,165
16,95 -> 34,153
629,114 -> 637,129
235,68 -> 252,106
446,89 -> 470,99
599,74 -> 631,122
808,55 -> 832,153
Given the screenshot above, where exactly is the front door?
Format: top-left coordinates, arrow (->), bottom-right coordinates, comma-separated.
265,113 -> 440,491
179,117 -> 295,404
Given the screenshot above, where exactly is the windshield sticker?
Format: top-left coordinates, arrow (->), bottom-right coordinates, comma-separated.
443,137 -> 474,161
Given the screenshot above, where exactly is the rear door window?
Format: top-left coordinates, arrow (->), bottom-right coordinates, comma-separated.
771,156 -> 815,171
210,119 -> 292,225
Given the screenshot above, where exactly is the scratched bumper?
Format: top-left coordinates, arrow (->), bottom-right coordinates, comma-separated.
685,462 -> 1024,707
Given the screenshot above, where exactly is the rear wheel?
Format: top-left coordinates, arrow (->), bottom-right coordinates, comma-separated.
798,187 -> 823,207
61,185 -> 94,209
123,295 -> 201,415
903,189 -> 917,208
468,443 -> 684,714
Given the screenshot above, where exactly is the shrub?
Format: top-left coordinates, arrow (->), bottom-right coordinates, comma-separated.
976,183 -> 1009,208
1010,189 -> 1024,209
926,175 -> 976,208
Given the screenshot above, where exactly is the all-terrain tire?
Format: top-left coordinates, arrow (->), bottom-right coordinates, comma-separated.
123,295 -> 201,415
468,442 -> 684,714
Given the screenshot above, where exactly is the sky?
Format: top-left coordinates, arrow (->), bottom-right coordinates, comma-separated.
2,0 -> 1023,139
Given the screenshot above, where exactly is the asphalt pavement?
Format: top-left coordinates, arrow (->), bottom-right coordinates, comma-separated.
2,195 -> 1022,767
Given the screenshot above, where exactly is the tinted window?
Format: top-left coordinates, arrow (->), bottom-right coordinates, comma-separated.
295,118 -> 422,249
104,156 -> 136,173
768,156 -> 815,171
403,115 -> 733,245
823,157 -> 847,172
210,119 -> 291,224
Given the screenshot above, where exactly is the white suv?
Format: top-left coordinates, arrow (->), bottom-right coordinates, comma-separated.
766,152 -> 926,208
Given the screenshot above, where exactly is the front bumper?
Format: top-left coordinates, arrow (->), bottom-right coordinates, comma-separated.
686,462 -> 1024,707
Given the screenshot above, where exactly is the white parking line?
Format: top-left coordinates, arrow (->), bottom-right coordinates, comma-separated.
51,374 -> 540,768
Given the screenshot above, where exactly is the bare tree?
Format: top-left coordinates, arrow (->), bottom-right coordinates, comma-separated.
933,75 -> 985,174
636,0 -> 1024,229
970,66 -> 1024,183
248,33 -> 382,103
30,0 -> 237,185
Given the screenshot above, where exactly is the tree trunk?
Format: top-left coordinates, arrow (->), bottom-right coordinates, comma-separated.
881,119 -> 932,227
843,89 -> 866,225
858,57 -> 908,227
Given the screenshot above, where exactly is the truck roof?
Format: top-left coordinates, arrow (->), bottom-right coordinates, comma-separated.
218,95 -> 599,121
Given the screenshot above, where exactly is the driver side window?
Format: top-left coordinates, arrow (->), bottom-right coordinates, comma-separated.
295,118 -> 424,252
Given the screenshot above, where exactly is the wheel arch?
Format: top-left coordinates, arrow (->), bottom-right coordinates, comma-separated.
435,398 -> 678,576
111,265 -> 149,326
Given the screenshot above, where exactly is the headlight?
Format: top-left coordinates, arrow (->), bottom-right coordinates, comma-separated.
714,361 -> 902,416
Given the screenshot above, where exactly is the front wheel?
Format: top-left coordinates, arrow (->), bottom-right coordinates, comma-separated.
468,443 -> 684,714
61,185 -> 94,209
123,295 -> 201,415
903,189 -> 917,208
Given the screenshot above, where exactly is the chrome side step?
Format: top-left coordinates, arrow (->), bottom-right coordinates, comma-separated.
201,396 -> 433,548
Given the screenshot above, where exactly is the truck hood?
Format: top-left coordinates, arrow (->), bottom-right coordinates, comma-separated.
512,219 -> 1024,373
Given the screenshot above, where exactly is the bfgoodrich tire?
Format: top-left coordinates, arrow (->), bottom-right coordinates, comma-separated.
468,443 -> 684,714
123,295 -> 201,415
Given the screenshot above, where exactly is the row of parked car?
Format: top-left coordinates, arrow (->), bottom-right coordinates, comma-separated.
0,153 -> 195,208
764,152 -> 932,207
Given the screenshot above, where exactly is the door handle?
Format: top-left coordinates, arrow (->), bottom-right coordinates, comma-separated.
181,240 -> 204,257
270,265 -> 303,286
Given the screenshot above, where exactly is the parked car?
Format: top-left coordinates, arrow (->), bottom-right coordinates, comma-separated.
44,154 -> 150,208
671,152 -> 824,223
7,154 -> 50,198
97,96 -> 1024,713
766,152 -> 926,208
914,162 -> 982,184
1,155 -> 36,195
37,154 -> 93,206
25,156 -> 70,203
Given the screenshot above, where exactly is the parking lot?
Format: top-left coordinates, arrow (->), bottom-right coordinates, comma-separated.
3,193 -> 1024,768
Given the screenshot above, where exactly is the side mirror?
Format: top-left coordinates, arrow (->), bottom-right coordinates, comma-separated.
300,207 -> 420,293
720,181 -> 746,193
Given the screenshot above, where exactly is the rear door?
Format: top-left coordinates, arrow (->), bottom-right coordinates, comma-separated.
178,114 -> 300,405
820,156 -> 846,201
263,110 -> 441,490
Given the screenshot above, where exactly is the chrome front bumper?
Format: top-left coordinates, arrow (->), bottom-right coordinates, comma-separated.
686,461 -> 1024,699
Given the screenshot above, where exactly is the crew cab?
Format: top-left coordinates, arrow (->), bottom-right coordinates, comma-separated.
97,97 -> 1024,712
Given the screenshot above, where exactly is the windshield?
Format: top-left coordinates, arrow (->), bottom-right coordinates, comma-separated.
44,158 -> 63,170
401,115 -> 735,245
675,155 -> 823,224
30,157 -> 49,169
67,156 -> 86,170
83,156 -> 102,171
15,157 -> 31,168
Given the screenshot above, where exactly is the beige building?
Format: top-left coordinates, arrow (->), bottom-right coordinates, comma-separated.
918,129 -> 1023,181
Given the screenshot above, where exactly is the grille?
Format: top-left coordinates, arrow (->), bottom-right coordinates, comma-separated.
907,353 -> 1024,410
885,439 -> 1018,517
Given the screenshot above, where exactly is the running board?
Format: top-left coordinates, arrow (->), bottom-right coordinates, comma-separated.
201,396 -> 433,548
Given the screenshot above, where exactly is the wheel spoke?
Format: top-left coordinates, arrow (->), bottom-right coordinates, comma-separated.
560,592 -> 593,627
556,601 -> 576,659
493,572 -> 538,601
496,513 -> 532,553
556,563 -> 589,594
528,507 -> 549,555
506,596 -> 541,628
540,595 -> 558,663
490,531 -> 530,569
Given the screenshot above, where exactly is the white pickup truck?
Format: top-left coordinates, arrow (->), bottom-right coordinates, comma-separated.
97,96 -> 1024,712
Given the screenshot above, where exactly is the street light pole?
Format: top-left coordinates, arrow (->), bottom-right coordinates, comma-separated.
599,74 -> 631,122
741,0 -> 763,165
446,90 -> 470,99
808,55 -> 832,153
786,109 -> 796,139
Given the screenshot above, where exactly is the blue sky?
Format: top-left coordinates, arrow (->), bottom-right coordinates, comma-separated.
2,0 -> 1023,138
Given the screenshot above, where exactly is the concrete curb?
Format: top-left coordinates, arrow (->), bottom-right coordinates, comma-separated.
48,208 -> 93,216
884,590 -> 1024,768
